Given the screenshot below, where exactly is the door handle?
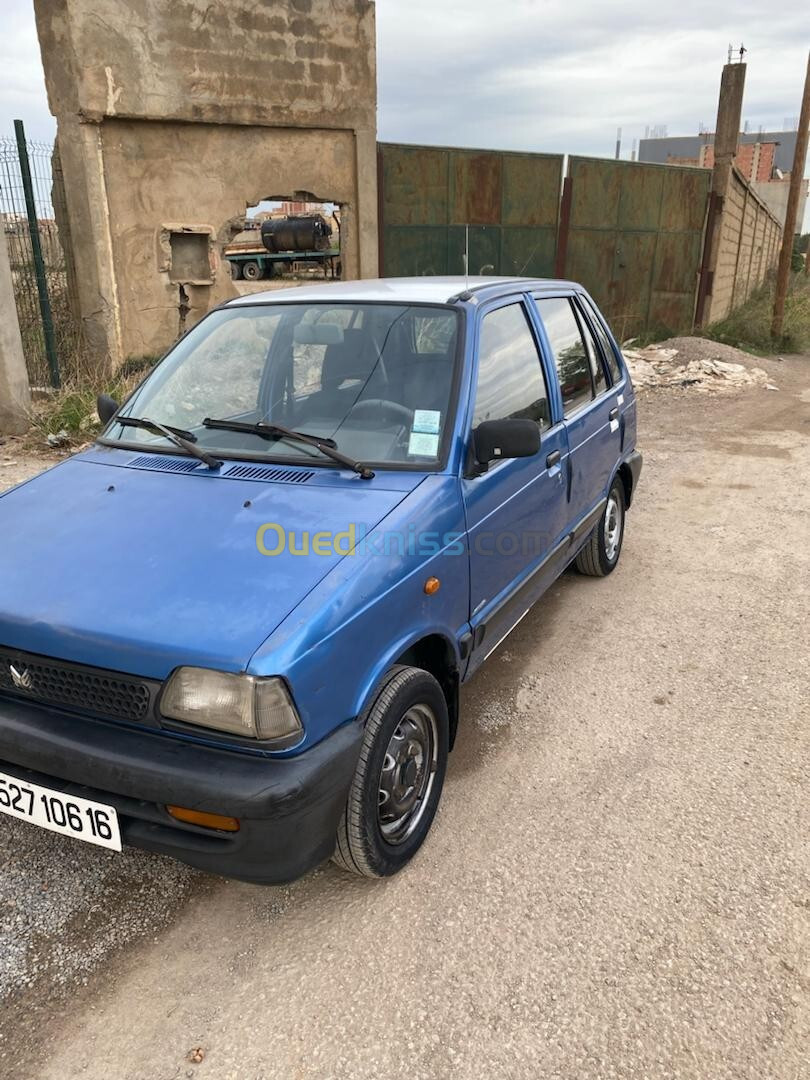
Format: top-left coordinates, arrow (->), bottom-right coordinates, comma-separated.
546,449 -> 561,468
609,407 -> 619,421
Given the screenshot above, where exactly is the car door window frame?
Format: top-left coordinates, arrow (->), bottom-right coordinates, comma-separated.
530,292 -> 599,420
575,293 -> 625,387
571,298 -> 609,399
462,293 -> 557,476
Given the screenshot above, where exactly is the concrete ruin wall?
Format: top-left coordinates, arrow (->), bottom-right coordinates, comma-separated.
0,229 -> 32,433
706,166 -> 782,324
34,0 -> 378,368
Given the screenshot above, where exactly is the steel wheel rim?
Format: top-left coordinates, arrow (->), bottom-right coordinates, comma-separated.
604,493 -> 622,561
377,704 -> 438,845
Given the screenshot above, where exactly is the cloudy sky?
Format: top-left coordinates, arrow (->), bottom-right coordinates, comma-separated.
1,0 -> 807,216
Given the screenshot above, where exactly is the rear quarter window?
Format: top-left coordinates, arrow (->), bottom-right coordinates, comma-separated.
579,295 -> 622,384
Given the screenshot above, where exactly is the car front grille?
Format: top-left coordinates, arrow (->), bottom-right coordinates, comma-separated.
0,646 -> 159,723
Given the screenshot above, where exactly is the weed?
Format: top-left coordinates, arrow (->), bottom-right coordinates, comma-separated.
27,367 -> 152,445
702,273 -> 810,355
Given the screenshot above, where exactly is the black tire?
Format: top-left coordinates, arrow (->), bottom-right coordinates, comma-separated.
333,666 -> 449,878
242,260 -> 263,281
575,477 -> 625,577
229,260 -> 243,281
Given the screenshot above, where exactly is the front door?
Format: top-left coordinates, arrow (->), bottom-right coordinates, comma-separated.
533,294 -> 621,532
462,298 -> 569,673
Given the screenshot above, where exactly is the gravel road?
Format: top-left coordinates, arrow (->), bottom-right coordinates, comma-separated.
1,352 -> 808,1080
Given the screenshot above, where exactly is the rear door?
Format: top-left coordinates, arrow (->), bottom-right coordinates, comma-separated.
577,292 -> 636,454
533,294 -> 620,533
461,297 -> 569,671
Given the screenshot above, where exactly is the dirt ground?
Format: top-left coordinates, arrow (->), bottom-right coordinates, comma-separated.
1,350 -> 808,1080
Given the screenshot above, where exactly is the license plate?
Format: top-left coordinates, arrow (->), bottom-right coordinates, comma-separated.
0,769 -> 121,851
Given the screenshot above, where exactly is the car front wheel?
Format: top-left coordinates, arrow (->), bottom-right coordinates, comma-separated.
333,666 -> 449,878
575,477 -> 625,577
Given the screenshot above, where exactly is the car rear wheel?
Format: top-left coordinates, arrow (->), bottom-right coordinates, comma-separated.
575,477 -> 625,577
333,666 -> 449,878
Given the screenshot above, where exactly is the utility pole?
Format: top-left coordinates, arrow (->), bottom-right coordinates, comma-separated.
615,127 -> 622,160
772,51 -> 810,340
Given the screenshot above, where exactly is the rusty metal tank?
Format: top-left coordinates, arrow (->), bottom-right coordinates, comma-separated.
260,215 -> 332,254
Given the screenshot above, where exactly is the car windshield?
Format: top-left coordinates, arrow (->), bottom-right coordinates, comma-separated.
103,302 -> 460,468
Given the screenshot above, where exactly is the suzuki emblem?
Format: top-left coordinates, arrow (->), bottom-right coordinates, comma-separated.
9,664 -> 34,691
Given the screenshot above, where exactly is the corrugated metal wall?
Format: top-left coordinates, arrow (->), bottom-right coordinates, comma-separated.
378,144 -> 563,279
561,157 -> 711,340
378,143 -> 780,339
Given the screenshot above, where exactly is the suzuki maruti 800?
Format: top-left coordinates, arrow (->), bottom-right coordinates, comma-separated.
0,277 -> 640,883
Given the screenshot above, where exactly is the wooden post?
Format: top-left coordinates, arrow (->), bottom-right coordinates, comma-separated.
772,51 -> 810,340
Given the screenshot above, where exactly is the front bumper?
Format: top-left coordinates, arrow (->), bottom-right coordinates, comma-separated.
0,696 -> 363,884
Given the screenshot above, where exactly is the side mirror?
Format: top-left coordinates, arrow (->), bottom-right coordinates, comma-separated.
473,419 -> 541,468
97,394 -> 120,426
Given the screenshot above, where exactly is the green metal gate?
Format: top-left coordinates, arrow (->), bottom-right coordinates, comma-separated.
559,157 -> 710,340
378,144 -> 564,279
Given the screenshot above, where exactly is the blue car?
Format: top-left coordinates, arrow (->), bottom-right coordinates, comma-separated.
0,277 -> 640,883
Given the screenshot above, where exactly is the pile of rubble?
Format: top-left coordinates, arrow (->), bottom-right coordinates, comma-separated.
621,336 -> 775,394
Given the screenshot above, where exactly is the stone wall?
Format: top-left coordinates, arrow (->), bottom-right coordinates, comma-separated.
705,166 -> 782,324
34,0 -> 378,368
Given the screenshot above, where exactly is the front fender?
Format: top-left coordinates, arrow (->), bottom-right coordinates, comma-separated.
248,475 -> 470,751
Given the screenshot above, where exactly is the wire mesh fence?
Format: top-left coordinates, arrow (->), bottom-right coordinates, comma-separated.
0,126 -> 81,387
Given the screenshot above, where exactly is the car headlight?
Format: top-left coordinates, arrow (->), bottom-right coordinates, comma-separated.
161,668 -> 303,746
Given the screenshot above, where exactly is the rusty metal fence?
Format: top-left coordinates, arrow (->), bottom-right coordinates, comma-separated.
559,157 -> 712,340
0,123 -> 80,387
378,144 -> 751,340
378,144 -> 563,280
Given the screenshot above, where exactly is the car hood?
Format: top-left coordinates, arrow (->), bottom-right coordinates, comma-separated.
0,450 -> 423,678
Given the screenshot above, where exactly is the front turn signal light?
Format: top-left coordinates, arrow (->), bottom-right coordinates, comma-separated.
167,805 -> 240,832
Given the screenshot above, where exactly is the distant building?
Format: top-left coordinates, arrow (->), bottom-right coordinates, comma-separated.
639,129 -> 799,174
665,141 -> 777,182
751,177 -> 809,233
642,130 -> 807,233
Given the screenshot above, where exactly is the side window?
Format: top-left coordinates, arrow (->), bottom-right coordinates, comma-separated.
473,303 -> 550,430
535,297 -> 594,416
576,306 -> 607,396
580,295 -> 622,384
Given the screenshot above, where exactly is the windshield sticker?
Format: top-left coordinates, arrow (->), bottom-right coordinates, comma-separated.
408,431 -> 440,457
412,410 -> 441,435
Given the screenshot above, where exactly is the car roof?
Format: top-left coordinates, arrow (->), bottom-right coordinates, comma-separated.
227,276 -> 581,307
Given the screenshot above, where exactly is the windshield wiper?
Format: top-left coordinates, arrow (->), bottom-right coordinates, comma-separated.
116,416 -> 199,442
202,417 -> 374,479
117,416 -> 222,470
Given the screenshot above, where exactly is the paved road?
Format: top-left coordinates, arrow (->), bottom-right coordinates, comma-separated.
1,354 -> 808,1079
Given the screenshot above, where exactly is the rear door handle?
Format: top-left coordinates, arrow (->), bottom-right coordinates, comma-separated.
609,407 -> 619,421
546,449 -> 561,468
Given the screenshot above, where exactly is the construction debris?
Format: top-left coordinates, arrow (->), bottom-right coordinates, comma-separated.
622,336 -> 769,393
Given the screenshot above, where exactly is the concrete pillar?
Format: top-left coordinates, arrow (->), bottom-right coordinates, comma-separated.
698,62 -> 747,325
0,229 -> 32,435
713,62 -> 746,185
